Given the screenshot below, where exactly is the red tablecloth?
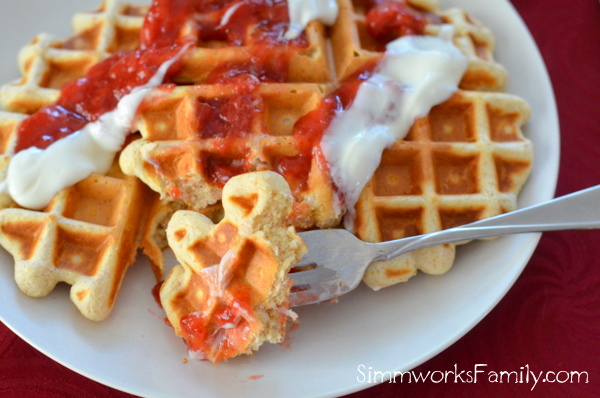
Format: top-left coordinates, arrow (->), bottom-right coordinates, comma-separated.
1,1 -> 599,397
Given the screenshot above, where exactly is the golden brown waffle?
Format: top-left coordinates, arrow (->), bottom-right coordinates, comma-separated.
331,0 -> 507,90
0,0 -> 147,114
0,162 -> 155,321
354,90 -> 533,288
436,8 -> 508,90
0,112 -> 163,320
120,83 -> 341,230
160,171 -> 306,363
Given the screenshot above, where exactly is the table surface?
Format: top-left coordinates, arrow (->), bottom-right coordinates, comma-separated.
1,0 -> 599,397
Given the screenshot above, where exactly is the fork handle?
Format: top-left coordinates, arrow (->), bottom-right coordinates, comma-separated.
376,185 -> 600,261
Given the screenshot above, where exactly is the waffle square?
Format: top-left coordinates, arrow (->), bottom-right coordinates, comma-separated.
120,83 -> 341,229
331,0 -> 507,90
0,164 -> 155,321
355,90 -> 533,288
0,0 -> 148,114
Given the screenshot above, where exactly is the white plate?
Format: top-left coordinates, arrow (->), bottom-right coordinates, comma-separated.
0,1 -> 559,397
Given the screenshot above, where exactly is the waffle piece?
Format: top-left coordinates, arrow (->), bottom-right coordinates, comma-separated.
0,111 -> 28,209
120,83 -> 341,230
0,0 -> 147,114
141,198 -> 224,281
160,171 -> 306,363
331,0 -> 507,91
354,90 -> 533,289
0,0 -> 334,115
0,111 -> 23,154
169,2 -> 332,85
435,8 -> 508,91
0,162 -> 155,321
178,21 -> 331,84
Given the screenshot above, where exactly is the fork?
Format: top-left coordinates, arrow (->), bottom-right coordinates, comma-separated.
289,185 -> 600,306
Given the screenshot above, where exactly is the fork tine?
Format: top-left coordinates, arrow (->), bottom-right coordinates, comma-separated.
289,268 -> 348,306
289,265 -> 339,306
288,229 -> 375,306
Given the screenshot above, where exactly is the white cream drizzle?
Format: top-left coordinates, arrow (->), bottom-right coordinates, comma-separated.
320,35 -> 468,229
1,49 -> 185,210
285,0 -> 339,39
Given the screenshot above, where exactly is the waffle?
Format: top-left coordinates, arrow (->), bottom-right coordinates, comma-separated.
355,90 -> 533,288
0,0 -> 164,317
160,171 -> 306,363
0,0 -> 148,114
0,162 -> 156,321
331,0 -> 508,91
120,82 -> 341,230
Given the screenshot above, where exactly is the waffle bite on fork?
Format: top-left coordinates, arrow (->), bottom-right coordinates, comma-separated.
160,171 -> 306,363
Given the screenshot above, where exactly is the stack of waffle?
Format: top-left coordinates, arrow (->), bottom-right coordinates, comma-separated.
0,0 -> 532,325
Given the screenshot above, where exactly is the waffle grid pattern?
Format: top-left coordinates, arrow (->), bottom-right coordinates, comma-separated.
356,90 -> 533,287
0,0 -> 147,114
121,83 -> 340,229
332,0 -> 507,90
0,168 -> 151,321
160,172 -> 306,362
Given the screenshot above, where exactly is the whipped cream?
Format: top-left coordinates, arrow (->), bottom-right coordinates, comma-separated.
2,50 -> 183,210
320,35 -> 468,229
285,0 -> 339,39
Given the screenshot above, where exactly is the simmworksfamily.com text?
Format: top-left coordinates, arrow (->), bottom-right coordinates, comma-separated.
357,364 -> 589,391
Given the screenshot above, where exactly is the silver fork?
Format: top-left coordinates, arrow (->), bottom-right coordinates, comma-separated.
289,185 -> 600,306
